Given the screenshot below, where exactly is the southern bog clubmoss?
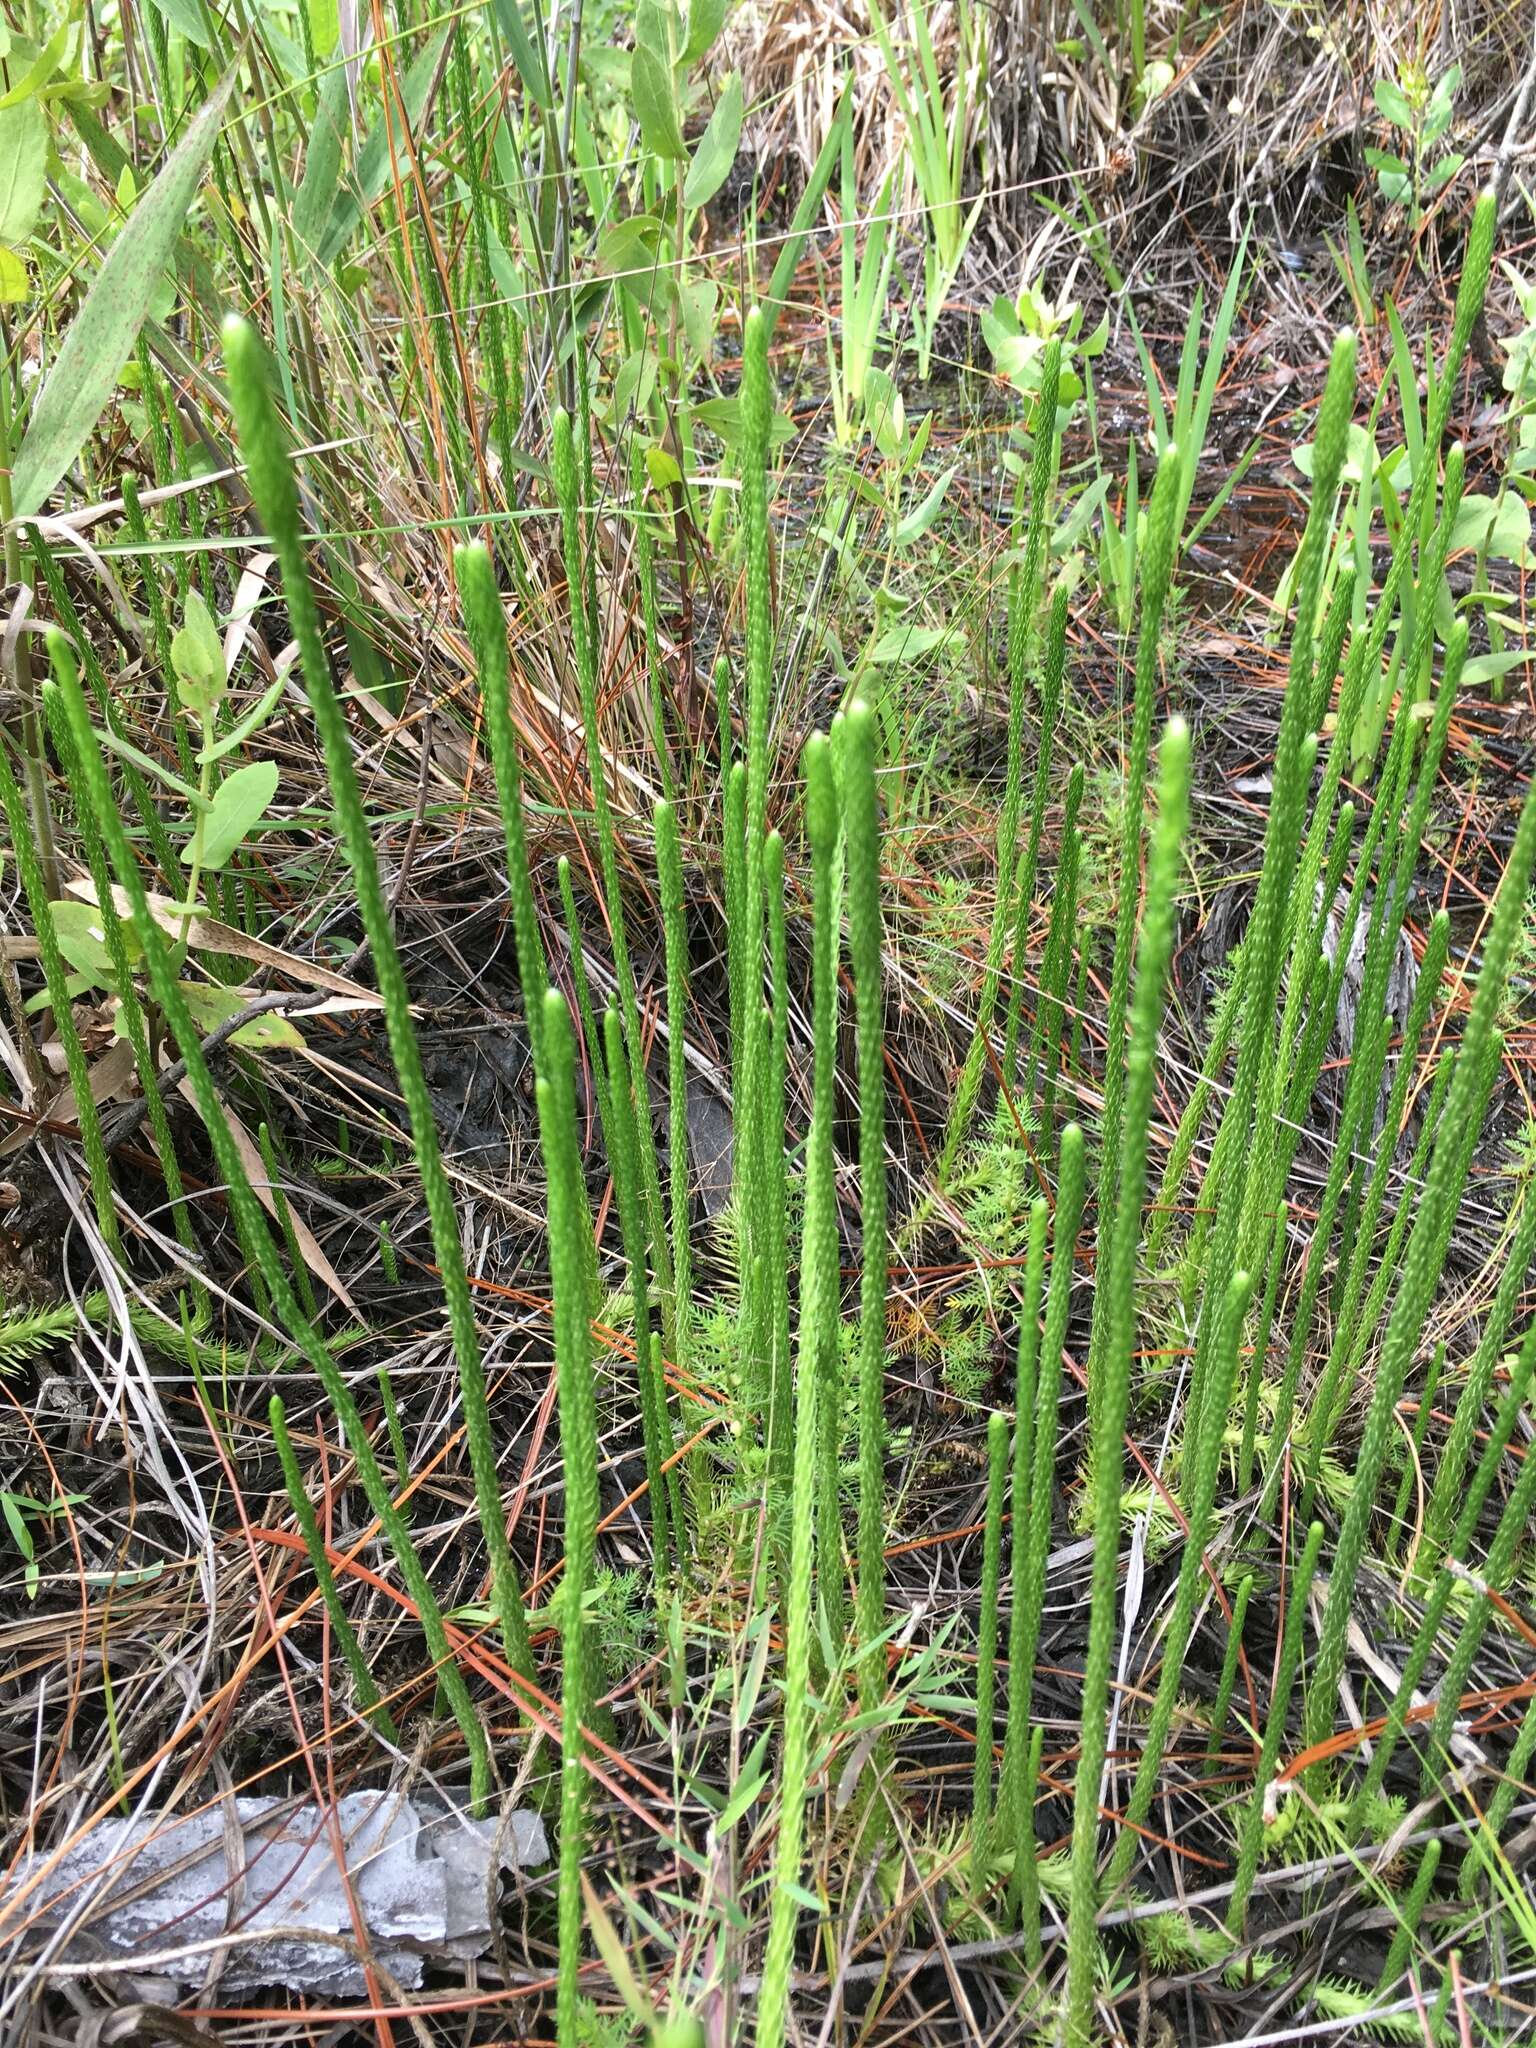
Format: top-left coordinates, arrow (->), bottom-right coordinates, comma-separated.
7,20 -> 1535,2029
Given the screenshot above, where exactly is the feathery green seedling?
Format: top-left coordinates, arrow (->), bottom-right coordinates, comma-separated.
1066,718 -> 1190,2045
1227,1519 -> 1325,1935
843,700 -> 890,1717
755,732 -> 839,2048
603,1005 -> 673,1576
1205,1573 -> 1254,1775
49,630 -> 494,1806
455,544 -> 550,1075
764,832 -> 793,1515
222,317 -> 536,1694
270,1394 -> 399,1742
1107,1267 -> 1254,1889
971,1409 -> 1010,1886
0,739 -> 120,1257
533,990 -> 601,2048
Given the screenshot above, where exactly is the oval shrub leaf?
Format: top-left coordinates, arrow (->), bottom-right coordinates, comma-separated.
0,96 -> 46,246
12,66 -> 235,518
193,759 -> 279,869
683,72 -> 741,210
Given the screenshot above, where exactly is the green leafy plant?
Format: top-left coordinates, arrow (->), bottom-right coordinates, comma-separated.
1368,61 -> 1463,233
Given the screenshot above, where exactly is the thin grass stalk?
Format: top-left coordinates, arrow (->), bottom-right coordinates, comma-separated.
1107,1267 -> 1254,1888
49,629 -> 494,1806
533,991 -> 601,2048
1226,1519 -> 1325,1935
1306,730 -> 1536,1762
270,1394 -> 399,1741
934,344 -> 1061,1187
602,1004 -> 672,1577
1204,1572 -> 1254,1774
455,544 -> 550,1074
1065,719 -> 1190,2046
843,700 -> 889,1716
754,733 -> 839,2045
0,742 -> 121,1256
222,316 -> 535,1692
971,1410 -> 1010,1886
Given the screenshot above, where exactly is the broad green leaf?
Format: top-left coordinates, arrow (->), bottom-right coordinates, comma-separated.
678,273 -> 717,357
307,0 -> 339,59
1462,649 -> 1531,687
0,246 -> 26,302
11,68 -> 234,518
683,71 -> 741,209
691,393 -> 795,446
595,213 -> 668,277
645,443 -> 682,491
48,900 -> 123,986
0,20 -> 74,107
192,759 -> 279,868
317,29 -> 450,266
867,622 -> 947,665
199,668 -> 289,764
170,589 -> 226,718
1450,491 -> 1533,565
490,0 -> 553,108
894,462 -> 956,547
1373,78 -> 1413,127
294,63 -> 347,260
145,0 -> 215,49
632,43 -> 686,160
181,981 -> 306,1049
0,97 -> 46,245
682,0 -> 728,65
